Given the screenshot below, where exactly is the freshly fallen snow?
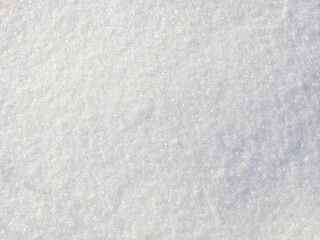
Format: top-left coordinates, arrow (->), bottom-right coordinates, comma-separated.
0,0 -> 319,239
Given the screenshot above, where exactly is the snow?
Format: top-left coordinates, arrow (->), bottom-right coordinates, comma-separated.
0,0 -> 319,239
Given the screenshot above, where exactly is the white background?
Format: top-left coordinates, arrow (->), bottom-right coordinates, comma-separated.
0,0 -> 319,239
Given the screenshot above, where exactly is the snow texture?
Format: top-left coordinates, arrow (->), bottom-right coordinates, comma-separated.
0,0 -> 319,239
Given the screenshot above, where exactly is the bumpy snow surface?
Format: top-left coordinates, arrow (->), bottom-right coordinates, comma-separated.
0,0 -> 319,239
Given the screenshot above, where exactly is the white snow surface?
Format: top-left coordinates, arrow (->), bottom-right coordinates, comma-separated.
0,0 -> 319,239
